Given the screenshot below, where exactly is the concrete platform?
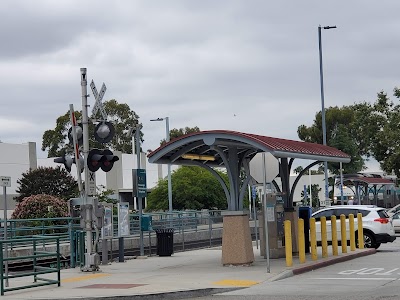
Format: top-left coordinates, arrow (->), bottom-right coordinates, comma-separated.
1,244 -> 375,299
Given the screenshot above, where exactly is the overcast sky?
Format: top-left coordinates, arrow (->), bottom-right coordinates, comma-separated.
1,0 -> 398,171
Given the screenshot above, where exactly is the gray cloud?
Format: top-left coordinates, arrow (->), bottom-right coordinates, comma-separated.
0,0 -> 399,171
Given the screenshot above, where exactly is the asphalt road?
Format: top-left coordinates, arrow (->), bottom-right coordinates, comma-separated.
186,235 -> 400,300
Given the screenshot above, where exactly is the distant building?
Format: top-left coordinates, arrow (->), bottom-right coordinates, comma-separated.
0,142 -> 174,212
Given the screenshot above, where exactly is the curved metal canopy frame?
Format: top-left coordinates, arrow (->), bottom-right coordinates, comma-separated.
148,130 -> 351,211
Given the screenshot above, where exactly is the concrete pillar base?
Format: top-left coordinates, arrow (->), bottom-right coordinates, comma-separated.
221,212 -> 254,266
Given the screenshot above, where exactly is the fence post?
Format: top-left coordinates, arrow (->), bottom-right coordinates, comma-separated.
340,214 -> 347,253
298,218 -> 305,264
321,216 -> 328,258
284,220 -> 292,267
349,214 -> 356,251
357,213 -> 364,249
209,213 -> 212,248
310,217 -> 317,260
331,215 -> 338,256
57,238 -> 61,286
33,239 -> 37,283
102,239 -> 109,265
119,237 -> 124,262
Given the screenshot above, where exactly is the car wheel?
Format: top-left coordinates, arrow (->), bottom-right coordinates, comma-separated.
360,232 -> 375,248
374,243 -> 381,249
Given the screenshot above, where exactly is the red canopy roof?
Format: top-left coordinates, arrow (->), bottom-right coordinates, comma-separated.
148,130 -> 351,166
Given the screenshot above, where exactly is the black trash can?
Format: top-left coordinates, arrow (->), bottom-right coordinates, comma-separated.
298,206 -> 312,253
155,228 -> 174,256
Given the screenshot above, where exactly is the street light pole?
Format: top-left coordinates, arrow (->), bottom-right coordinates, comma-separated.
318,25 -> 336,204
150,117 -> 172,213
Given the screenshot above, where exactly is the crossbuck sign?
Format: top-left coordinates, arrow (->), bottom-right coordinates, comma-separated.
90,80 -> 107,120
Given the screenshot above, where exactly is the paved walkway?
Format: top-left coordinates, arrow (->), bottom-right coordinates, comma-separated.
2,244 -> 375,299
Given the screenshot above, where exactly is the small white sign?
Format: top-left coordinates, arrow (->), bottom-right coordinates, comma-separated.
88,172 -> 96,196
0,176 -> 11,187
266,205 -> 275,222
118,202 -> 130,237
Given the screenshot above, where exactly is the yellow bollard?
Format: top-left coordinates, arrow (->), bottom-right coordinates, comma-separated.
284,220 -> 292,267
357,213 -> 364,249
321,216 -> 328,258
310,217 -> 317,260
340,214 -> 347,253
298,218 -> 305,264
331,215 -> 338,256
349,214 -> 356,251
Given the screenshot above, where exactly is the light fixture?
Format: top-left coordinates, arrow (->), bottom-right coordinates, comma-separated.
182,154 -> 216,161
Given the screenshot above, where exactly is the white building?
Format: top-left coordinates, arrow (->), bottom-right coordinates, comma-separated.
1,141 -> 328,212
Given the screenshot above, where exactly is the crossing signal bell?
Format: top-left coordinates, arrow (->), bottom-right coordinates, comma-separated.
68,124 -> 83,145
94,121 -> 115,143
54,154 -> 84,173
87,149 -> 119,172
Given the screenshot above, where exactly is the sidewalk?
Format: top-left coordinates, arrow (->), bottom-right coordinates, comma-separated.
1,244 -> 376,299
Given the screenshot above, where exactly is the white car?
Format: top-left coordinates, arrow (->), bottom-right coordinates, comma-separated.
387,204 -> 400,217
311,205 -> 396,249
391,211 -> 400,233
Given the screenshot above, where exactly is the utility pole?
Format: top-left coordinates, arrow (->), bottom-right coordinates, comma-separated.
80,68 -> 97,272
318,25 -> 337,204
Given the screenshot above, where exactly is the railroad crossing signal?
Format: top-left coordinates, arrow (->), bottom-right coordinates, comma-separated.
87,148 -> 119,172
90,80 -> 107,120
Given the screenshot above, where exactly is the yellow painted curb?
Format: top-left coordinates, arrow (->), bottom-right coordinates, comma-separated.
213,279 -> 259,287
62,273 -> 111,283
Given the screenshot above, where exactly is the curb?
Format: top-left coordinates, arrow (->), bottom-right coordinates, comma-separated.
269,248 -> 376,281
292,248 -> 377,276
46,288 -> 242,300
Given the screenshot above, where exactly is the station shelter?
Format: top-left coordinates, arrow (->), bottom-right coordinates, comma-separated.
148,130 -> 350,265
337,174 -> 396,207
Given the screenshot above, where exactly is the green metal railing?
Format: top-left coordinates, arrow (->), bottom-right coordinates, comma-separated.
0,217 -> 80,249
0,236 -> 61,295
0,210 -> 226,269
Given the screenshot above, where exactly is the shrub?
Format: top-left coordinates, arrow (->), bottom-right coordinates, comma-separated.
15,166 -> 78,202
12,194 -> 68,219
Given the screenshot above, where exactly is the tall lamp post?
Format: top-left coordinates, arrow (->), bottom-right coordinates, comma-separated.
150,117 -> 172,212
318,25 -> 337,204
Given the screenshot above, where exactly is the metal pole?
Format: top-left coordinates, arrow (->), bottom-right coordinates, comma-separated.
318,25 -> 336,205
166,117 -> 173,213
340,162 -> 344,205
262,153 -> 270,273
3,186 -> 8,287
135,126 -> 144,256
252,187 -> 258,249
81,68 -> 93,269
131,132 -> 137,210
309,167 -> 313,207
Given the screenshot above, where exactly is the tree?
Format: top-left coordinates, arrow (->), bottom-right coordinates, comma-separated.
146,166 -> 228,211
297,105 -> 365,174
12,194 -> 68,219
15,166 -> 79,202
42,99 -> 142,157
301,184 -> 321,207
369,89 -> 400,177
159,126 -> 200,145
329,124 -> 364,174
